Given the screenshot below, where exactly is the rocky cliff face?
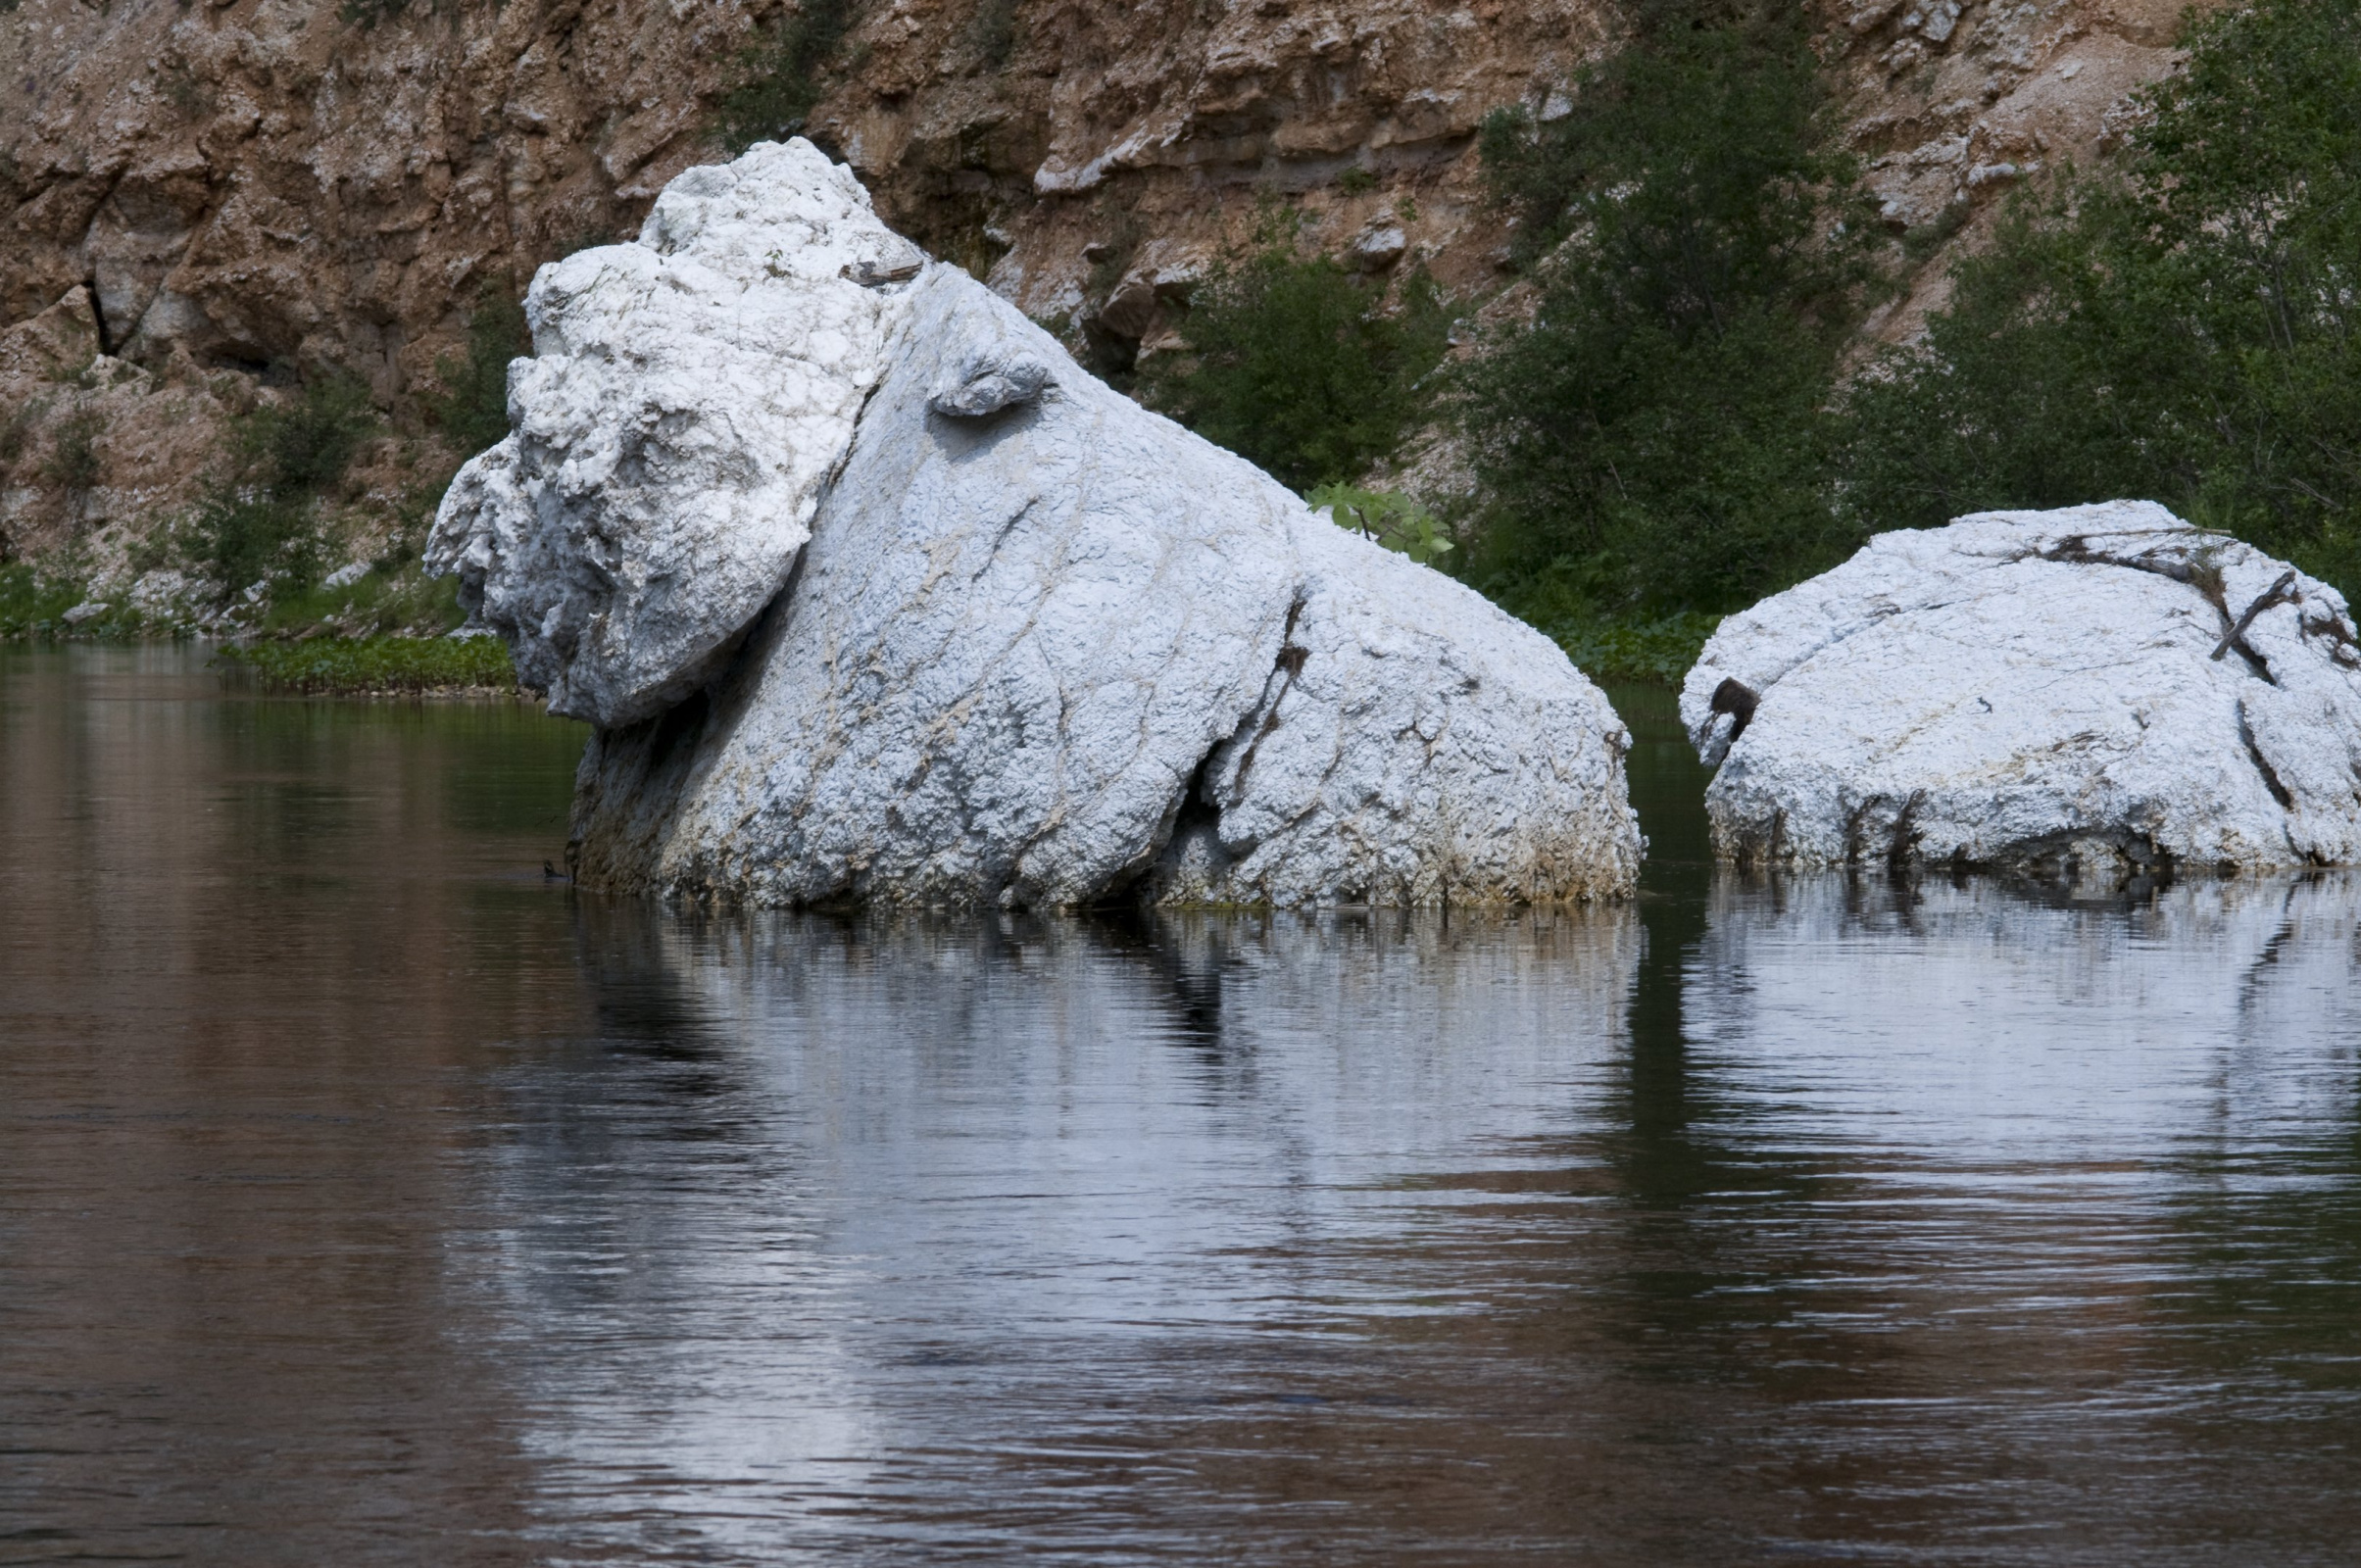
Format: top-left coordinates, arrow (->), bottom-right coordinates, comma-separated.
0,0 -> 2218,574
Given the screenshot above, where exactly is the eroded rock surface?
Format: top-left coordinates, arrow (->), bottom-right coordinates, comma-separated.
473,144 -> 1638,908
428,142 -> 926,727
1680,502 -> 2361,878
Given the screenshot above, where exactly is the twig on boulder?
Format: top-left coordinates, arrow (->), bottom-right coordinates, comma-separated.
2212,568 -> 2299,662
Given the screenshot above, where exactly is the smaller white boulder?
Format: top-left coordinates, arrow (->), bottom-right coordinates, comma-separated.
1681,502 -> 2361,877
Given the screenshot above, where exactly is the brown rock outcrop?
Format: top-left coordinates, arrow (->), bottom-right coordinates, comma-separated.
0,0 -> 2227,566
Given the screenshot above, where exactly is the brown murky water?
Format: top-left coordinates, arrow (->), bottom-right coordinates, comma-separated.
5,645 -> 2361,1565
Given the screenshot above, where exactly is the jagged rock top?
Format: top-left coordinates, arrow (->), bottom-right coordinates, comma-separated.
425,140 -> 926,728
1681,501 -> 2361,876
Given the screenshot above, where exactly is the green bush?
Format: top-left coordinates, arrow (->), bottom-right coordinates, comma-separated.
183,372 -> 378,598
42,407 -> 103,493
216,634 -> 517,696
1839,0 -> 2361,596
965,0 -> 1017,70
713,0 -> 855,154
1147,229 -> 1450,494
424,287 -> 529,458
1461,0 -> 1879,617
0,564 -> 80,638
0,398 -> 39,471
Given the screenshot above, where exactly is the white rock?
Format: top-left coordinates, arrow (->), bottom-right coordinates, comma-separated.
532,146 -> 1639,909
1901,0 -> 1961,43
321,561 -> 369,590
126,569 -> 191,615
1680,502 -> 2361,876
425,140 -> 928,728
1349,224 -> 1408,272
61,600 -> 106,624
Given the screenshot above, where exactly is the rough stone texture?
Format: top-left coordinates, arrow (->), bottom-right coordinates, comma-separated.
426,141 -> 924,727
556,148 -> 1640,908
1,0 -> 2227,561
1681,502 -> 2361,877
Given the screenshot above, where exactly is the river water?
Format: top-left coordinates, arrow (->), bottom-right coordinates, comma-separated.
4,644 -> 2361,1565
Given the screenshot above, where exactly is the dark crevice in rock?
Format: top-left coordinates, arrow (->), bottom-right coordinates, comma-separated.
1101,744 -> 1231,907
1990,829 -> 2177,898
82,274 -> 113,357
1225,593 -> 1310,799
1887,790 -> 1926,868
2237,699 -> 2295,809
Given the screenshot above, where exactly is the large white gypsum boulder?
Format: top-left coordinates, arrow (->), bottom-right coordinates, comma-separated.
433,141 -> 1642,908
1679,501 -> 2361,876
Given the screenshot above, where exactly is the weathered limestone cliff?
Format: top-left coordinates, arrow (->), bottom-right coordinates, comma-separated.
0,0 -> 2222,569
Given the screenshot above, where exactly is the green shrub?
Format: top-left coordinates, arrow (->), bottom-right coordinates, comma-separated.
424,287 -> 528,457
713,0 -> 855,154
0,398 -> 39,470
965,0 -> 1017,70
42,407 -> 103,493
183,372 -> 379,599
216,634 -> 517,696
1147,229 -> 1450,493
1839,0 -> 2361,596
1461,0 -> 1880,617
0,564 -> 81,638
1547,610 -> 1722,687
182,492 -> 325,597
236,372 -> 376,496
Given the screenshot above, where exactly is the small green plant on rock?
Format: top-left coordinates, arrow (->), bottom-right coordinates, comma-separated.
0,398 -> 44,472
1307,483 -> 1455,565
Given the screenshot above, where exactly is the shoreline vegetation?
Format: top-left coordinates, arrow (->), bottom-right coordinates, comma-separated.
212,635 -> 520,698
5,0 -> 2349,700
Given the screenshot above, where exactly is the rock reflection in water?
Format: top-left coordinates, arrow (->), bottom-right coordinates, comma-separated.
8,648 -> 2361,1565
460,904 -> 1639,1561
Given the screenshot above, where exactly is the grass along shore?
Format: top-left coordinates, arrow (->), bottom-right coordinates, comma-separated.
212,634 -> 519,696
